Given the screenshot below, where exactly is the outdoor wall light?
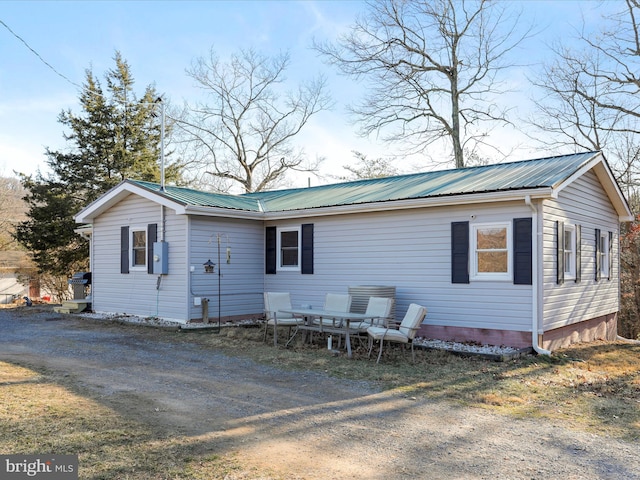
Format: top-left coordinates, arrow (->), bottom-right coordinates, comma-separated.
203,259 -> 216,274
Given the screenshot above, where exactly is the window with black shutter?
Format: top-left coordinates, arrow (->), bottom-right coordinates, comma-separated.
265,224 -> 314,274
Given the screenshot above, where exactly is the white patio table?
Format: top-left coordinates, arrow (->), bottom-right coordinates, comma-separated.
280,308 -> 380,358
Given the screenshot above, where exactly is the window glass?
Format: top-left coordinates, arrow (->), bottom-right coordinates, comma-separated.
477,227 -> 506,249
132,230 -> 146,267
599,232 -> 609,277
472,224 -> 510,279
477,251 -> 508,272
278,228 -> 300,268
564,225 -> 576,278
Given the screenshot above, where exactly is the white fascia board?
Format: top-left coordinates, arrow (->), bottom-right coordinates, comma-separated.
74,182 -> 187,223
262,188 -> 554,220
552,151 -> 602,196
552,153 -> 634,222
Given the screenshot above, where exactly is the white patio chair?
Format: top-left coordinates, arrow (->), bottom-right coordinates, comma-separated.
313,293 -> 352,330
367,303 -> 427,363
349,296 -> 394,334
263,292 -> 303,347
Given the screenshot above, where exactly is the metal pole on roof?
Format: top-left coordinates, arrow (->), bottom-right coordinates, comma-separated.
158,98 -> 165,191
142,97 -> 166,191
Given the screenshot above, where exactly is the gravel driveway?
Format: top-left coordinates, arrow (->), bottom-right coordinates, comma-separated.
1,307 -> 639,479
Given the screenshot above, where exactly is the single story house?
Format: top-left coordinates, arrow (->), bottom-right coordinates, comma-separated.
75,151 -> 633,352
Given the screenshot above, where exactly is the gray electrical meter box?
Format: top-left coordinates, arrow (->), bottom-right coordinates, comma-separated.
152,241 -> 169,275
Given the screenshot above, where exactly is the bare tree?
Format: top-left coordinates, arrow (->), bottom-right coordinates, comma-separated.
573,0 -> 640,124
334,151 -> 401,181
315,0 -> 529,168
179,48 -> 332,193
529,1 -> 640,339
528,0 -> 640,188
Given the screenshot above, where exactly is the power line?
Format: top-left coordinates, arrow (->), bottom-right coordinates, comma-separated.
0,19 -> 82,89
0,18 -> 167,106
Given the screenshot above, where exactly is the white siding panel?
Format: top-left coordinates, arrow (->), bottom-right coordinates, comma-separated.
265,202 -> 533,332
188,216 -> 264,320
92,195 -> 189,322
542,170 -> 620,330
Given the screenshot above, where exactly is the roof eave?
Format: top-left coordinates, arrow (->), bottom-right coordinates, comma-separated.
74,180 -> 187,223
552,152 -> 634,222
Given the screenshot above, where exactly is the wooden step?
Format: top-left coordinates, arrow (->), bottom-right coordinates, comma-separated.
54,300 -> 90,314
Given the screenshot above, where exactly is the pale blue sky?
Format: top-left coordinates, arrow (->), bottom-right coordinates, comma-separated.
0,0 -> 616,187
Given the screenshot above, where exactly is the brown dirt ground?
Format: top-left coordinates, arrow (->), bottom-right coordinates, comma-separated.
1,305 -> 639,479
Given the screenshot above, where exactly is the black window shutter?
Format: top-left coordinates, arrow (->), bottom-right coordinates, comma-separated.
265,226 -> 277,274
451,221 -> 469,284
556,221 -> 565,285
608,231 -> 613,281
301,223 -> 314,274
120,226 -> 129,274
595,228 -> 601,281
513,218 -> 532,285
575,225 -> 582,283
147,224 -> 157,274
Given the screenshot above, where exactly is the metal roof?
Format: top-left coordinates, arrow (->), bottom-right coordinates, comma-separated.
129,151 -> 603,213
130,181 -> 263,211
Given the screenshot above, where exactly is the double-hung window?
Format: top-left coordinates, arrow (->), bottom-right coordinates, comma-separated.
277,226 -> 301,271
471,223 -> 511,281
563,224 -> 576,280
596,229 -> 610,280
120,224 -> 157,275
131,228 -> 147,269
557,221 -> 581,284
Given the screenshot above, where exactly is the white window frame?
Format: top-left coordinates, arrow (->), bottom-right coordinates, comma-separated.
276,226 -> 301,272
470,222 -> 512,281
564,224 -> 576,280
130,227 -> 147,271
598,230 -> 610,279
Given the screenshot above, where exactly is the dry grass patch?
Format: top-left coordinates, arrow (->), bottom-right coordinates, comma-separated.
3,313 -> 639,478
197,326 -> 640,440
0,361 -> 277,479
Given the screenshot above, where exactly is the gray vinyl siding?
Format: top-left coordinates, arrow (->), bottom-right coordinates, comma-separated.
188,216 -> 264,320
91,195 -> 189,321
265,201 -> 533,333
542,170 -> 620,330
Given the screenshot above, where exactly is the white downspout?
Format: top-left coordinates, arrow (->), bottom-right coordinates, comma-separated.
525,195 -> 551,355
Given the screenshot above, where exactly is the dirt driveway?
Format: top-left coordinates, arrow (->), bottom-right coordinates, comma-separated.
1,307 -> 639,479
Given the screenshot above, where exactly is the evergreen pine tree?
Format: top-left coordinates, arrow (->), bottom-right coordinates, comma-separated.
15,52 -> 178,280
